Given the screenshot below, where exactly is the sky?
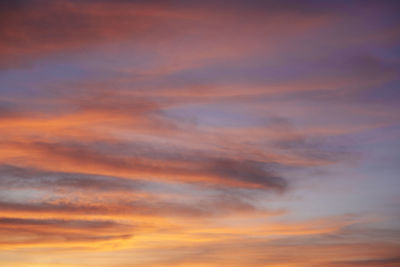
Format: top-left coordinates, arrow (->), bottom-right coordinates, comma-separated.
0,0 -> 399,266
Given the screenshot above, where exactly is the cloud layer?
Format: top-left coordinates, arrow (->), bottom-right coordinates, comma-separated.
0,0 -> 399,266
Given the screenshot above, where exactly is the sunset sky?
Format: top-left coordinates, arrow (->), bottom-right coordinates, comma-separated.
0,0 -> 399,266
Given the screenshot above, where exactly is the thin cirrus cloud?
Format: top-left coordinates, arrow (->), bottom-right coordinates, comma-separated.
0,217 -> 133,248
0,0 -> 399,266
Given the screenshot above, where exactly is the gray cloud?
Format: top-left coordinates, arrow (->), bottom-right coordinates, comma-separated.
0,164 -> 142,192
6,140 -> 289,190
